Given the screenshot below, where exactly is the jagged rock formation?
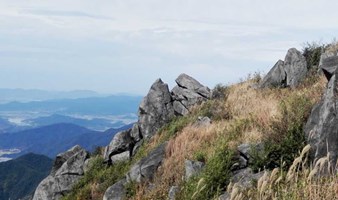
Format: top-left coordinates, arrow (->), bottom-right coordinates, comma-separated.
104,74 -> 210,164
33,145 -> 89,200
138,79 -> 175,139
305,56 -> 338,166
171,74 -> 211,116
103,74 -> 210,198
260,48 -> 307,88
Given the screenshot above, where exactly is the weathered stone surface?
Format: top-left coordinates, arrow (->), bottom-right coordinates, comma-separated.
168,186 -> 180,200
284,48 -> 308,88
259,60 -> 286,88
260,48 -> 307,88
176,73 -> 205,92
173,101 -> 189,116
104,129 -> 134,163
138,79 -> 175,139
33,146 -> 89,200
127,142 -> 167,183
172,74 -> 211,116
319,54 -> 338,81
231,168 -> 264,189
185,160 -> 205,180
305,68 -> 338,165
103,179 -> 127,200
194,116 -> 212,127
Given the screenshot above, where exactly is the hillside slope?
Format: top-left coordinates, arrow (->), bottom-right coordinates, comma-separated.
0,153 -> 53,200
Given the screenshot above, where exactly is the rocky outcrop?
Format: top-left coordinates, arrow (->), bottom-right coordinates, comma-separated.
260,48 -> 307,88
127,142 -> 167,183
305,64 -> 338,166
103,74 -> 210,166
138,79 -> 175,139
104,74 -> 210,198
33,146 -> 89,200
171,74 -> 211,116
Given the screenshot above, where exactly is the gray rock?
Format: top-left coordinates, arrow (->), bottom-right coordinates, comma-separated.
176,73 -> 206,93
33,146 -> 89,200
103,179 -> 127,200
173,101 -> 189,116
138,79 -> 175,139
259,60 -> 286,88
127,142 -> 167,183
305,67 -> 338,166
284,48 -> 308,88
172,74 -> 211,116
194,116 -> 212,127
260,48 -> 307,88
185,160 -> 205,180
110,151 -> 130,163
231,168 -> 264,189
130,123 -> 142,143
237,143 -> 264,161
168,186 -> 180,200
104,129 -> 134,163
319,54 -> 338,81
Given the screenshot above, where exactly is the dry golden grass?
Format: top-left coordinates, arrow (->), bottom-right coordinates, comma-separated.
227,145 -> 338,200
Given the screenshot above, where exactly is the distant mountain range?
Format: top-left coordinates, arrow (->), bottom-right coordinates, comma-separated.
0,123 -> 133,159
0,94 -> 141,131
0,95 -> 142,115
0,88 -> 104,104
0,153 -> 53,200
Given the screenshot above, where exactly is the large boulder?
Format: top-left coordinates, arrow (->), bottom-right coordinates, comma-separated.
126,142 -> 167,183
260,48 -> 307,88
138,79 -> 175,139
284,48 -> 308,87
103,129 -> 134,164
103,179 -> 127,200
259,60 -> 286,88
319,54 -> 338,81
33,146 -> 89,200
172,74 -> 211,116
305,67 -> 338,166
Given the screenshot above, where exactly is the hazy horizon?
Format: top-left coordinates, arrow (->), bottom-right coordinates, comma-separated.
1,1 -> 338,94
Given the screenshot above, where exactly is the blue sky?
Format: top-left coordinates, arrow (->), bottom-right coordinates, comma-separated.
1,0 -> 338,95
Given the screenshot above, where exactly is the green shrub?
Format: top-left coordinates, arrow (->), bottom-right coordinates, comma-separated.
177,143 -> 234,200
302,41 -> 325,69
251,94 -> 312,171
62,157 -> 130,200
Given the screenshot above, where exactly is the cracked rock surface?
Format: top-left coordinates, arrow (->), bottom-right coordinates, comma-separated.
32,145 -> 89,200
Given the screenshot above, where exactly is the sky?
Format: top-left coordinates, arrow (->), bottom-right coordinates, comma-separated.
1,0 -> 338,95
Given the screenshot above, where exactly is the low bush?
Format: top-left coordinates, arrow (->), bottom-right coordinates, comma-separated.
251,94 -> 312,171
